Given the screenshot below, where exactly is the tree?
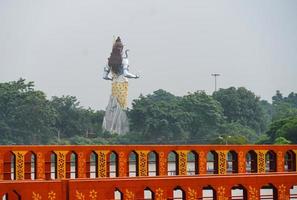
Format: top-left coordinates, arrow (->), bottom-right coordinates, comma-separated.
266,117 -> 297,144
259,100 -> 273,131
0,79 -> 56,144
129,90 -> 224,144
179,91 -> 224,142
271,91 -> 297,121
50,96 -> 104,139
274,137 -> 291,144
50,96 -> 82,138
213,87 -> 266,134
216,122 -> 257,144
129,89 -> 187,143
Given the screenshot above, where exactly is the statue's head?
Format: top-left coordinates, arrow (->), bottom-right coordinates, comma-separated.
113,37 -> 123,55
108,36 -> 124,75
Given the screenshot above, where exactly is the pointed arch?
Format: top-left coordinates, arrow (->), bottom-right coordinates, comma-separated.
2,193 -> 8,200
285,150 -> 296,172
144,187 -> 154,200
173,187 -> 185,200
129,151 -> 138,177
50,152 -> 57,179
290,185 -> 297,199
66,151 -> 78,179
109,151 -> 119,177
10,152 -> 16,180
265,150 -> 276,172
207,151 -> 218,174
148,151 -> 158,176
24,151 -> 36,180
260,184 -> 277,200
168,151 -> 178,176
3,151 -> 15,180
227,150 -> 238,173
89,151 -> 98,178
202,185 -> 216,200
231,184 -> 247,200
114,188 -> 123,200
187,151 -> 198,175
246,150 -> 257,173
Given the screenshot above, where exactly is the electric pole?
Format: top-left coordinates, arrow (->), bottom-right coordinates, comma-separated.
211,73 -> 220,92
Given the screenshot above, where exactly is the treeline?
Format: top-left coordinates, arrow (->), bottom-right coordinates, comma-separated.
0,79 -> 296,144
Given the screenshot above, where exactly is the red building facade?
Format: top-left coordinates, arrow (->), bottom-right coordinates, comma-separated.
0,145 -> 296,199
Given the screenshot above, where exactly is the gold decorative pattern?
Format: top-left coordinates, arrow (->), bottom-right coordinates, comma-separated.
112,81 -> 128,108
176,150 -> 188,175
89,189 -> 97,200
119,151 -> 126,177
238,151 -> 246,173
95,150 -> 109,177
48,191 -> 56,200
217,186 -> 228,200
77,152 -> 86,178
278,184 -> 289,200
159,152 -> 166,176
216,151 -> 227,174
277,151 -> 284,172
32,192 -> 42,200
37,152 -> 45,179
75,190 -> 85,200
255,150 -> 267,173
136,151 -> 149,176
12,151 -> 27,180
54,151 -> 68,179
199,151 -> 207,174
187,187 -> 197,200
248,186 -> 259,200
156,188 -> 166,200
125,189 -> 135,200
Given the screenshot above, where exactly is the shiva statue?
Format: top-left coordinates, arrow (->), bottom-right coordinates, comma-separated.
102,37 -> 139,134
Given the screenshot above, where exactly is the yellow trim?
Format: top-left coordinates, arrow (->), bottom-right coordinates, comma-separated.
135,150 -> 149,176
255,150 -> 268,173
53,151 -> 68,179
176,150 -> 188,175
12,151 -> 27,180
216,150 -> 228,175
95,150 -> 109,177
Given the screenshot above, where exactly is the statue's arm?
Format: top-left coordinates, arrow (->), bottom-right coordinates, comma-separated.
122,58 -> 139,79
123,66 -> 139,79
103,65 -> 112,80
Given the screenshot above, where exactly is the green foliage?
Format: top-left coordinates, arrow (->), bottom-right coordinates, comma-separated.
129,89 -> 188,142
0,79 -> 296,145
211,134 -> 248,145
213,87 -> 267,134
129,90 -> 224,143
0,79 -> 104,144
266,117 -> 297,144
0,79 -> 56,144
271,91 -> 297,121
217,122 -> 257,143
274,137 -> 292,144
255,134 -> 271,144
50,96 -> 104,138
179,91 -> 224,141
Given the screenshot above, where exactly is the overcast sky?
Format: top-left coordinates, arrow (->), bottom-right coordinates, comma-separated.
1,0 -> 297,110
